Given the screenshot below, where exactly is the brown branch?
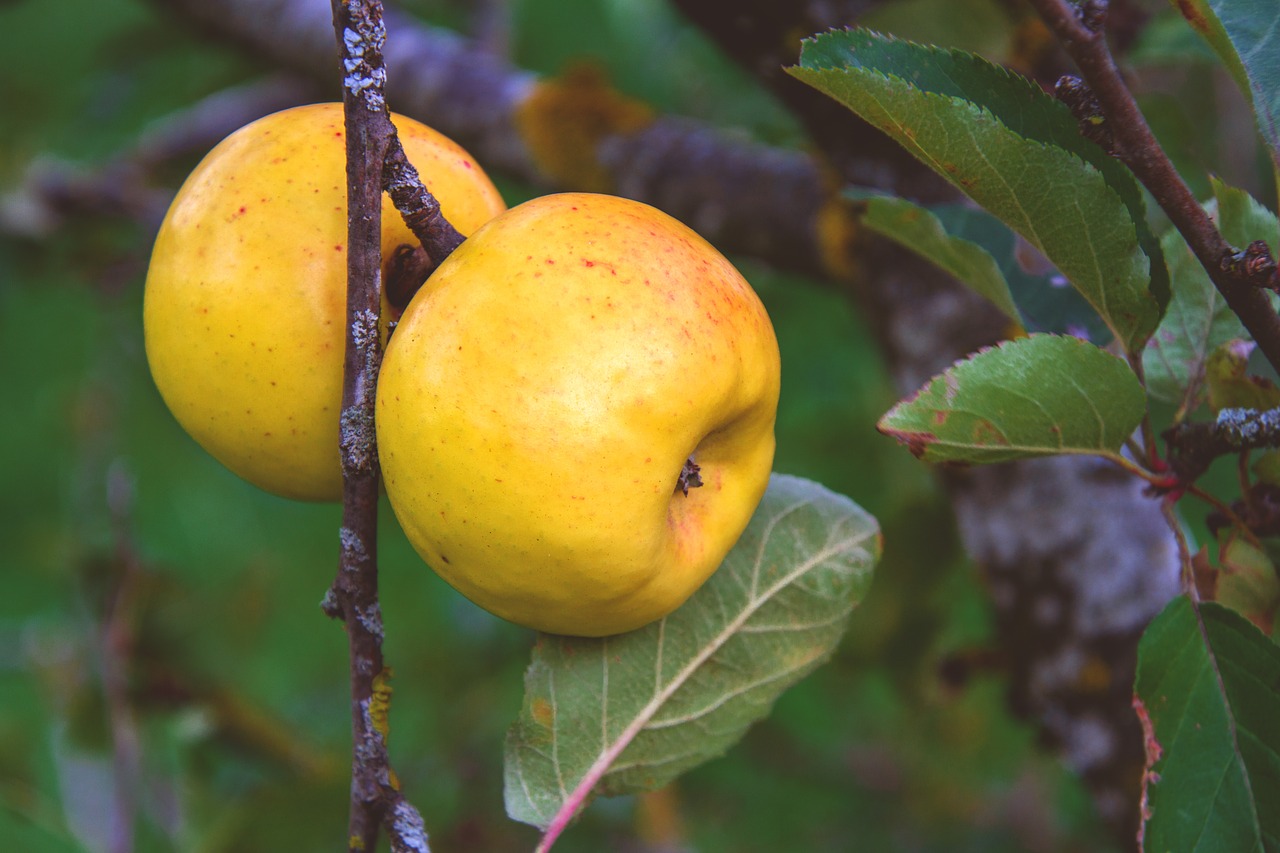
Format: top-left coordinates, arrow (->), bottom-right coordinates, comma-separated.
0,76 -> 310,240
1028,0 -> 1280,374
325,1 -> 434,850
1165,407 -> 1280,483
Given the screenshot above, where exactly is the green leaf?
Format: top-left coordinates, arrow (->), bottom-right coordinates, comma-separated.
878,334 -> 1146,464
788,28 -> 1167,354
1205,339 -> 1280,413
852,193 -> 1022,325
1214,177 -> 1280,253
1145,179 -> 1280,410
1173,0 -> 1280,159
1215,538 -> 1280,635
852,192 -> 1110,340
503,474 -> 880,831
1134,596 -> 1280,853
1143,209 -> 1246,409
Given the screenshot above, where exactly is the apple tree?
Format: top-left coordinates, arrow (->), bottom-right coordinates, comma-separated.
1,0 -> 1278,851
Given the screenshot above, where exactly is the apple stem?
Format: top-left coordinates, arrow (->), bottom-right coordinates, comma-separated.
676,457 -> 704,496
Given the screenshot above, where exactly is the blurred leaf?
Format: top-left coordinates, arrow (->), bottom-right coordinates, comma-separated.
504,474 -> 880,830
1217,538 -> 1280,635
851,193 -> 1021,325
850,192 -> 1111,340
857,0 -> 1014,59
1255,450 -> 1280,487
1173,0 -> 1280,159
878,334 -> 1145,464
788,28 -> 1166,354
1134,596 -> 1280,853
1145,179 -> 1280,412
1205,339 -> 1280,413
1143,213 -> 1245,410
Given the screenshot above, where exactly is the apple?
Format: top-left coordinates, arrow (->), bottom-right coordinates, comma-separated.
376,192 -> 781,636
143,103 -> 506,501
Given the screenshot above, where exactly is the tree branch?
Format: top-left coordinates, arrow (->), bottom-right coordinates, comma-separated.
1029,0 -> 1280,374
325,1 -> 435,850
1165,407 -> 1280,483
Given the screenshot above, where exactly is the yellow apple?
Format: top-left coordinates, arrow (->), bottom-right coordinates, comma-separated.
143,103 -> 506,501
376,192 -> 781,636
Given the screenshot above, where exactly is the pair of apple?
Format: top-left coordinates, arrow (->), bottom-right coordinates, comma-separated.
144,104 -> 780,637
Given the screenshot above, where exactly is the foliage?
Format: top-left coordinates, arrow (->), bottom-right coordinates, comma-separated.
789,9 -> 1280,853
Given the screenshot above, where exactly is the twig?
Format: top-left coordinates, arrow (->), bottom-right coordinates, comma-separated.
324,1 -> 436,850
0,76 -> 310,240
1164,407 -> 1280,482
1028,0 -> 1280,374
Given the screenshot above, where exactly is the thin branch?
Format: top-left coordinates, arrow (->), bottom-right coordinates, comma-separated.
1029,0 -> 1280,374
1164,407 -> 1280,482
325,1 -> 438,850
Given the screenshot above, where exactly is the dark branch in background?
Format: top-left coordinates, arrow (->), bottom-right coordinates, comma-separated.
0,76 -> 309,240
1030,0 -> 1280,374
325,1 -> 440,850
145,0 -> 839,274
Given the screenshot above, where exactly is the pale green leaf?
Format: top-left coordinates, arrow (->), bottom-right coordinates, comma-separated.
504,474 -> 880,830
1173,0 -> 1280,158
852,193 -> 1021,325
878,334 -> 1145,464
1134,596 -> 1280,853
852,192 -> 1110,340
1205,339 -> 1280,413
788,28 -> 1166,354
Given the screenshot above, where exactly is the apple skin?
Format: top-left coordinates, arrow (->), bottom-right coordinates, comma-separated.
376,192 -> 781,636
143,103 -> 505,501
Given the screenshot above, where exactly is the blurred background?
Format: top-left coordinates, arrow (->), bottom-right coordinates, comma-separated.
3,0 -> 1231,849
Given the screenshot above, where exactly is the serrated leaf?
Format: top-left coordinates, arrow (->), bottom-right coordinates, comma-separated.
1174,0 -> 1280,159
504,474 -> 880,832
1134,596 -> 1280,853
788,28 -> 1166,354
852,191 -> 1110,340
878,333 -> 1145,464
1144,179 -> 1280,411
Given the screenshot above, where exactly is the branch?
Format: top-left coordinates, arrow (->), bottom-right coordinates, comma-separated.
324,1 -> 439,850
1165,407 -> 1280,483
1028,0 -> 1280,374
0,76 -> 310,240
